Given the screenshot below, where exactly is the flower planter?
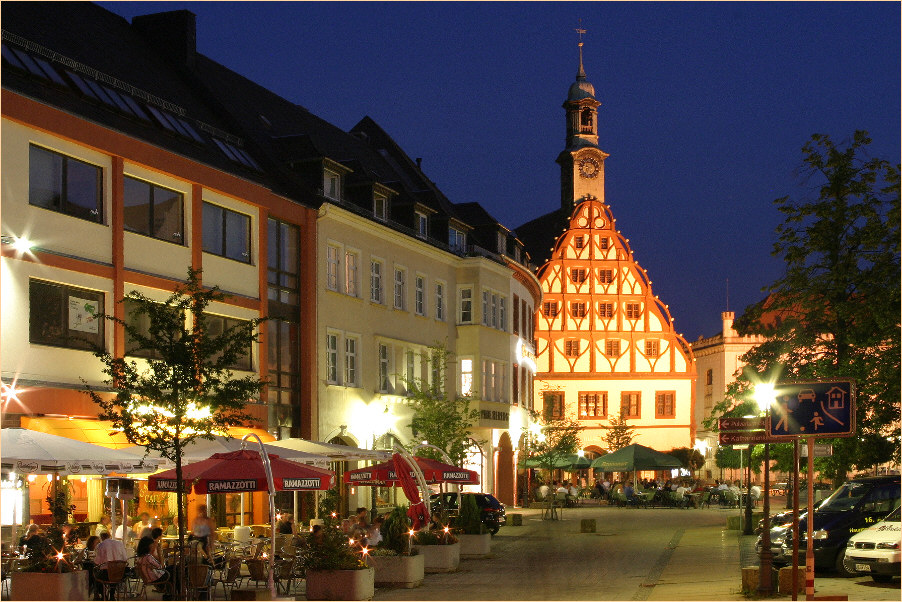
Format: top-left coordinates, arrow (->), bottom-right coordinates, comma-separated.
457,533 -> 492,558
304,567 -> 375,600
10,571 -> 89,601
412,541 -> 460,573
366,553 -> 425,588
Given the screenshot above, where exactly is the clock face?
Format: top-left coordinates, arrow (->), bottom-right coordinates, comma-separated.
578,156 -> 600,179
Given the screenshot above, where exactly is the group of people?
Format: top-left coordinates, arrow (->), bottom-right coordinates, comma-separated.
340,507 -> 385,549
535,480 -> 581,504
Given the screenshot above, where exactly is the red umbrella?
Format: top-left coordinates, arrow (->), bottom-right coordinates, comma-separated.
343,455 -> 479,486
148,449 -> 334,493
392,454 -> 429,530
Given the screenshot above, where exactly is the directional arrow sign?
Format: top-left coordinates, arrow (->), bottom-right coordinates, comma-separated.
719,431 -> 778,445
718,417 -> 766,431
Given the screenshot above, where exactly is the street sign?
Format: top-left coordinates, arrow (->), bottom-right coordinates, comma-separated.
732,444 -> 749,450
718,416 -> 766,431
768,380 -> 856,439
800,443 -> 833,458
719,431 -> 778,445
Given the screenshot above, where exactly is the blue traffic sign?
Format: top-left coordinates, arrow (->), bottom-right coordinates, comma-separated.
768,381 -> 856,438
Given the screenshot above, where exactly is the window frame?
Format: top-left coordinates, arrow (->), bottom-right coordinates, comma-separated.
345,250 -> 360,298
542,301 -> 559,317
29,279 -> 105,351
570,268 -> 587,283
325,332 -> 339,384
325,245 -> 341,292
415,274 -> 426,316
645,339 -> 660,357
564,339 -> 581,357
324,168 -> 341,201
435,281 -> 446,321
579,391 -> 608,419
416,211 -> 428,238
370,259 -> 384,304
655,391 -> 676,418
267,218 -> 300,308
571,301 -> 587,318
543,392 -> 564,420
604,339 -> 621,357
393,267 -> 407,311
373,194 -> 388,221
344,335 -> 359,386
597,302 -> 614,318
202,201 -> 251,263
626,302 -> 642,319
204,313 -> 253,371
621,391 -> 641,419
29,144 -> 103,223
598,269 -> 615,284
123,175 -> 184,244
459,287 -> 473,323
378,343 -> 392,393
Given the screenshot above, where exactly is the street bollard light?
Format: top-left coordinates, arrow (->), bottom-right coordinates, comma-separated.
755,383 -> 776,595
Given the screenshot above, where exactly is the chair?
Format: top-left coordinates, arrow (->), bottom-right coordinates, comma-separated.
244,557 -> 269,589
94,559 -> 128,601
723,490 -> 739,508
274,555 -> 300,595
135,560 -> 172,601
611,490 -> 627,507
187,562 -> 212,600
211,556 -> 242,600
700,491 -> 711,508
553,492 -> 567,519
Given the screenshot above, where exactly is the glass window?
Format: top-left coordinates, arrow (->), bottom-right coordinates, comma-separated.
29,145 -> 102,222
435,282 -> 445,320
564,339 -> 580,357
626,302 -> 642,319
415,276 -> 426,316
123,176 -> 183,244
123,298 -> 186,360
571,302 -> 587,318
597,302 -> 614,318
416,212 -> 428,238
324,170 -> 341,201
600,237 -> 609,250
378,343 -> 391,393
345,251 -> 359,297
325,333 -> 338,384
499,297 -> 506,331
325,246 -> 340,291
491,294 -> 498,328
344,337 -> 358,386
543,392 -> 564,420
267,319 -> 299,436
202,202 -> 250,263
655,391 -> 675,418
604,339 -> 621,357
706,369 -> 714,386
370,260 -> 384,303
460,358 -> 473,397
393,268 -> 406,310
579,392 -> 607,418
374,195 -> 387,220
29,279 -> 104,351
645,339 -> 660,357
205,314 -> 253,371
513,294 -> 520,335
459,288 -> 472,323
574,235 -> 584,249
621,392 -> 641,419
449,227 -> 466,253
482,291 -> 490,326
542,301 -> 558,317
598,269 -> 615,284
267,218 -> 300,306
570,268 -> 587,283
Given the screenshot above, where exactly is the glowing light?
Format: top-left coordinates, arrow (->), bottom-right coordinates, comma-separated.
27,475 -> 36,482
80,476 -> 87,483
349,538 -> 355,545
330,512 -> 337,518
361,547 -> 369,556
755,383 -> 777,413
55,551 -> 65,560
443,527 -> 449,533
11,237 -> 34,254
47,474 -> 53,482
408,530 -> 415,537
1,379 -> 22,405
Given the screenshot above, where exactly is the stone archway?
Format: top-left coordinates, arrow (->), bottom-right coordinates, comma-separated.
495,432 -> 514,506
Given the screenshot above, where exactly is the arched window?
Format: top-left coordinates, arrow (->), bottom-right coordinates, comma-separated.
580,108 -> 593,129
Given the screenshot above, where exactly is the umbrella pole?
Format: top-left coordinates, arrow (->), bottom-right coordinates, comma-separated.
243,434 -> 277,599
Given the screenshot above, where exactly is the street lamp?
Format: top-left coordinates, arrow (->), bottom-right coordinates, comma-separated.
755,383 -> 776,595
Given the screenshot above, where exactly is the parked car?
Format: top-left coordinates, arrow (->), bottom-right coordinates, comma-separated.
777,475 -> 900,575
430,492 -> 506,535
841,504 -> 901,583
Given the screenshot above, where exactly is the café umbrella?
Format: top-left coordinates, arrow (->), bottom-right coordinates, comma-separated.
344,455 -> 479,486
589,444 -> 683,490
392,454 -> 429,530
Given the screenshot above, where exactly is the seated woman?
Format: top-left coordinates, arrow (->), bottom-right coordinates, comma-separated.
135,536 -> 170,593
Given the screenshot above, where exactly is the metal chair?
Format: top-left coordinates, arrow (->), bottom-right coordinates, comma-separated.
135,560 -> 172,601
211,556 -> 242,600
186,562 -> 212,601
94,559 -> 128,601
244,557 -> 269,589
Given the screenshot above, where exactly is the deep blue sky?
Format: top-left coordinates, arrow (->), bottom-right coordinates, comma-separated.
98,1 -> 901,342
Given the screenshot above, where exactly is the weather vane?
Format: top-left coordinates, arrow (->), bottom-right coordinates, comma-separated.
575,19 -> 586,46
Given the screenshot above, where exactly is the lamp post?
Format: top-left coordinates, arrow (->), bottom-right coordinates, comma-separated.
755,383 -> 776,595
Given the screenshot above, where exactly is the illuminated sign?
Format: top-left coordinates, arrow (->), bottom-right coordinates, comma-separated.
283,478 -> 322,490
207,479 -> 258,492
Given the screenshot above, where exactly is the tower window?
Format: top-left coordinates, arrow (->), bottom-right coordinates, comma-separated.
626,303 -> 642,319
570,268 -> 587,283
600,237 -> 609,250
580,108 -> 593,128
597,302 -> 614,318
598,269 -> 615,284
570,302 -> 587,318
564,339 -> 580,357
574,235 -> 584,249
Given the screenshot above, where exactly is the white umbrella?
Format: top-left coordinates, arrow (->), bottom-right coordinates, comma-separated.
267,438 -> 392,461
1,427 -> 159,475
121,435 -> 326,467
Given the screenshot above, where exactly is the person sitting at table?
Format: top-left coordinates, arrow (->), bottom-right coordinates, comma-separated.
94,515 -> 111,538
567,482 -> 579,506
555,481 -> 568,495
133,512 -> 153,536
136,536 -> 171,596
94,531 -> 127,600
367,515 -> 384,546
277,514 -> 297,535
19,523 -> 45,548
82,536 -> 100,600
310,524 -> 325,547
623,481 -> 638,506
537,481 -> 550,501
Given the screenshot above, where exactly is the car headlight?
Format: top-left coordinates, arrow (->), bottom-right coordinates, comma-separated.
812,529 -> 829,540
846,540 -> 856,548
876,542 -> 901,550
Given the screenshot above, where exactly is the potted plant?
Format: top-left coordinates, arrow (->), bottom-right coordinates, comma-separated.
366,506 -> 424,588
454,493 -> 491,558
411,508 -> 460,573
300,494 -> 374,601
11,519 -> 89,600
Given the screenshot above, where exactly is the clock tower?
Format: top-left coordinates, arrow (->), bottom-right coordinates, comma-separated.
557,36 -> 609,213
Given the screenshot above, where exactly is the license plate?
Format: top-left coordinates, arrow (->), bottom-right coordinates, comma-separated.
855,563 -> 870,572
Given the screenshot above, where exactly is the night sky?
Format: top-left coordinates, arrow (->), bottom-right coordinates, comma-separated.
98,1 -> 901,342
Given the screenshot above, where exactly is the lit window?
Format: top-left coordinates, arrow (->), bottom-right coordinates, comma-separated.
460,358 -> 473,397
123,176 -> 183,244
267,218 -> 300,306
29,145 -> 103,223
30,279 -> 104,351
579,392 -> 607,418
324,169 -> 341,201
202,202 -> 251,263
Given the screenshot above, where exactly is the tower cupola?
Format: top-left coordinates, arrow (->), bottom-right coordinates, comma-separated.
563,33 -> 601,150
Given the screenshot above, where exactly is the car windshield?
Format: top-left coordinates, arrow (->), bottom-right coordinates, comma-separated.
817,482 -> 871,512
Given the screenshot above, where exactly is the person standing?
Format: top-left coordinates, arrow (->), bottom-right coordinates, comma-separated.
189,504 -> 215,563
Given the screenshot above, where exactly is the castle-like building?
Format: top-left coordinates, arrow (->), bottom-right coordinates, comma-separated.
517,39 -> 696,456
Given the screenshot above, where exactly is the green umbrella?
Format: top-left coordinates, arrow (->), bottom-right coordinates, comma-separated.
519,453 -> 592,470
590,443 -> 683,472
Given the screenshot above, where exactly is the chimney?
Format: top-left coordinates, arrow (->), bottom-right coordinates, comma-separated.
722,311 -> 736,337
415,158 -> 422,169
132,10 -> 197,69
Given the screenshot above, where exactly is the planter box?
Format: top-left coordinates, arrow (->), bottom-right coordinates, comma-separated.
305,567 -> 374,601
10,571 -> 89,601
366,553 -> 424,588
412,542 -> 460,573
457,533 -> 491,558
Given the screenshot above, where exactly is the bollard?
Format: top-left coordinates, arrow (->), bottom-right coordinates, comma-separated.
580,519 -> 596,533
510,513 -> 523,526
778,566 -> 805,595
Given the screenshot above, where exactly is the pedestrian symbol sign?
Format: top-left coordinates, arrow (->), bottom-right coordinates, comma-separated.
768,381 -> 856,438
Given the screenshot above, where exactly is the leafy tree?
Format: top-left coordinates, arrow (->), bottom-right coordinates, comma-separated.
522,410 -> 583,481
668,447 -> 704,473
602,411 -> 636,451
709,131 -> 900,484
403,343 -> 480,466
85,268 -> 263,594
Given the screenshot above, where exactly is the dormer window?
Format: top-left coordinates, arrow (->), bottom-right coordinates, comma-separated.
416,211 -> 428,238
497,232 -> 507,255
323,169 -> 341,201
449,227 -> 466,253
373,194 -> 388,221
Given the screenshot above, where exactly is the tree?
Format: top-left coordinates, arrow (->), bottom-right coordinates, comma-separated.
669,447 -> 704,474
602,411 -> 636,451
522,411 -> 583,481
403,343 -> 480,466
85,268 -> 263,595
710,131 -> 900,483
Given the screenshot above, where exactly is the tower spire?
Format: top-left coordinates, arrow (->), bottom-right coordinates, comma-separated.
575,20 -> 587,79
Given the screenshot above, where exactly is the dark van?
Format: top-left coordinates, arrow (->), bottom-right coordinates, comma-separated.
779,475 -> 900,575
429,492 -> 506,535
